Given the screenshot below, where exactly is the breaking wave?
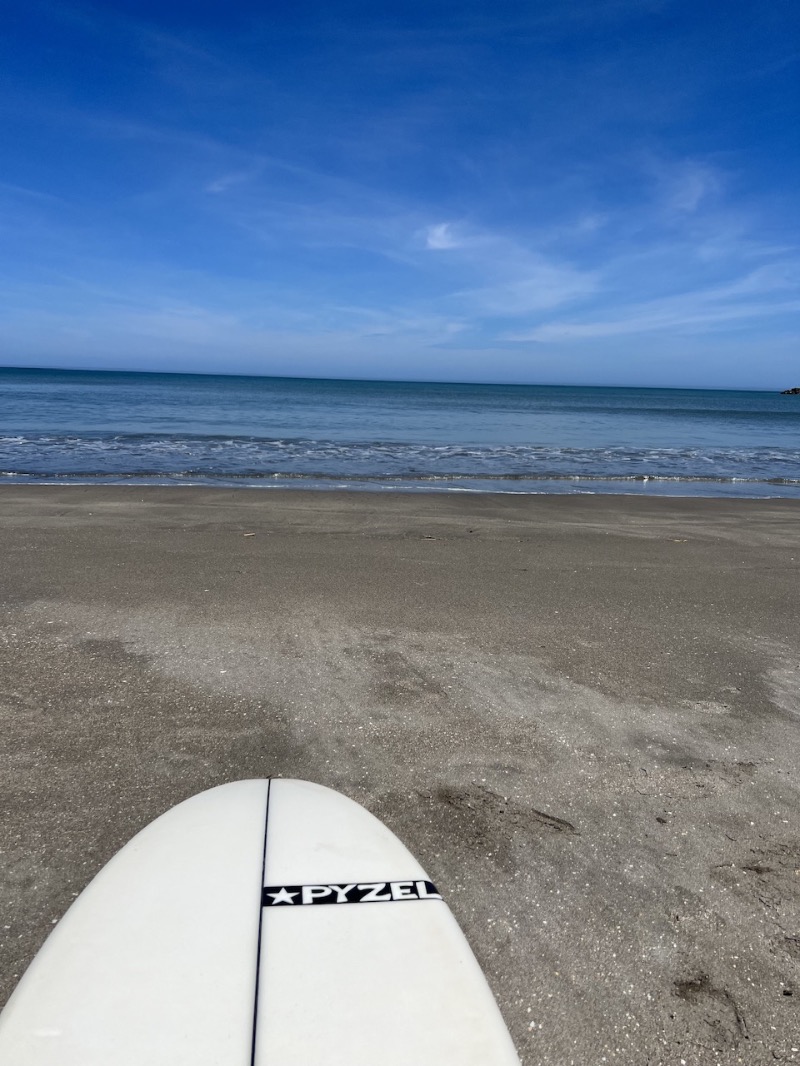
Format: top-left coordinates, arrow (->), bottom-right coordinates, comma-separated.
1,433 -> 798,497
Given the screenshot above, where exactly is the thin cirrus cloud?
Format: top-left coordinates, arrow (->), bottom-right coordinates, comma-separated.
421,222 -> 599,314
507,264 -> 800,342
646,156 -> 724,216
425,223 -> 464,251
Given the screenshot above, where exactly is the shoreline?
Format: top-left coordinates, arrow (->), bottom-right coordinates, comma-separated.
1,487 -> 798,1063
1,480 -> 800,501
1,481 -> 800,512
1,475 -> 799,500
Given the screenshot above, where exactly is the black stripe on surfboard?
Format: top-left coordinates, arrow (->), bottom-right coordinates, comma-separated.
263,880 -> 442,906
249,779 -> 271,1066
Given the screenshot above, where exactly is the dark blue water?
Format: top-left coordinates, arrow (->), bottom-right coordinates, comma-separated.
1,368 -> 798,496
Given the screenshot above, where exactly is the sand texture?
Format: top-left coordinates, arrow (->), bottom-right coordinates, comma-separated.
1,487 -> 799,1063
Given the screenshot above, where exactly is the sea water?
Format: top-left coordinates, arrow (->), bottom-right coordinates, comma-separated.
1,368 -> 798,497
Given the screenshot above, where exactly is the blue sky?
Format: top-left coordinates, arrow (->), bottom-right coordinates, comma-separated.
1,0 -> 798,387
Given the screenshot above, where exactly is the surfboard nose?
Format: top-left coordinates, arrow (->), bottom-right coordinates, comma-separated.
0,779 -> 521,1066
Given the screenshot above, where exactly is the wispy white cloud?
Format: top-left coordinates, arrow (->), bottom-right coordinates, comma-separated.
0,181 -> 64,204
419,221 -> 600,314
508,262 -> 800,341
459,261 -> 599,315
647,155 -> 723,216
572,212 -> 608,235
205,169 -> 259,195
424,222 -> 465,250
327,303 -> 467,339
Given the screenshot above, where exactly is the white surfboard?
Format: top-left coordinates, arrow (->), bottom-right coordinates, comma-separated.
0,779 -> 520,1065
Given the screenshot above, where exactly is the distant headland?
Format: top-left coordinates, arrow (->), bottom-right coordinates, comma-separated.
781,387 -> 800,395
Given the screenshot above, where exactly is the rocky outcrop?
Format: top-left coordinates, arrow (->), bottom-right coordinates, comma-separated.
781,387 -> 800,394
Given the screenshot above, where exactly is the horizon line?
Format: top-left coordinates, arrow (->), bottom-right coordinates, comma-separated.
0,364 -> 790,394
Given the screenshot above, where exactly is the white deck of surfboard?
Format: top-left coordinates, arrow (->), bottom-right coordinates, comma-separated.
0,779 -> 520,1065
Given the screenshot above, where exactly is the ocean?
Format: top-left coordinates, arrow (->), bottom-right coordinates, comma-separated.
1,368 -> 798,497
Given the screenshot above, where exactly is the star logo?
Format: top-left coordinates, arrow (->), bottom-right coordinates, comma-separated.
266,887 -> 299,905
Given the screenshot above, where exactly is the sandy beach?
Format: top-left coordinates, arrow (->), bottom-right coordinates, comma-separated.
1,486 -> 798,1064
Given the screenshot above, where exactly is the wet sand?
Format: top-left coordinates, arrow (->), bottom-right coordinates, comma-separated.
1,487 -> 798,1063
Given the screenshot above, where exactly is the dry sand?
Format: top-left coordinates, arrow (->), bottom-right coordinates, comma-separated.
1,487 -> 799,1064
